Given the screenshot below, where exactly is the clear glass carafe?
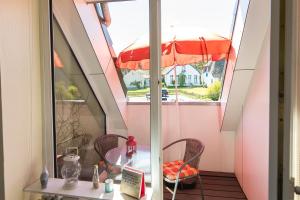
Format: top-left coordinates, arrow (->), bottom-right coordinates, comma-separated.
61,147 -> 81,188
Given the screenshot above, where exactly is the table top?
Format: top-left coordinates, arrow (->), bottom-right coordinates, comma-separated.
105,145 -> 151,182
24,178 -> 152,200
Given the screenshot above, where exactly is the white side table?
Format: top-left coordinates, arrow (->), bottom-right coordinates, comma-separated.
24,178 -> 152,200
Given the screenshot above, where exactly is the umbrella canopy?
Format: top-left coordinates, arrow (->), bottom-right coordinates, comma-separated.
116,27 -> 233,70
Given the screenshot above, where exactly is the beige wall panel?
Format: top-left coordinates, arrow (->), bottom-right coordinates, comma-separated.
0,0 -> 43,199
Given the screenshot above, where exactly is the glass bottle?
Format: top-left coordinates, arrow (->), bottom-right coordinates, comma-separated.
93,165 -> 100,189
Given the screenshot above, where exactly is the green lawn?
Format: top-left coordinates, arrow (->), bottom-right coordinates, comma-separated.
127,87 -> 213,100
127,88 -> 150,97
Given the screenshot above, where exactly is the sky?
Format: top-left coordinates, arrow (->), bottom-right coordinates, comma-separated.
107,0 -> 238,54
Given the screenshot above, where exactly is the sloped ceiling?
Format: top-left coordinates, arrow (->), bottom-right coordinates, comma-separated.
221,0 -> 270,131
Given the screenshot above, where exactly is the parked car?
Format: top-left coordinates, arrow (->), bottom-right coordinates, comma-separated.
146,88 -> 169,101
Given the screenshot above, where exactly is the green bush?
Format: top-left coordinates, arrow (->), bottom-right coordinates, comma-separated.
130,80 -> 142,89
67,85 -> 80,100
178,73 -> 186,87
55,82 -> 81,100
206,80 -> 221,101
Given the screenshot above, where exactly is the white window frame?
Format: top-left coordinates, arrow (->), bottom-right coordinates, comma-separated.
149,0 -> 163,199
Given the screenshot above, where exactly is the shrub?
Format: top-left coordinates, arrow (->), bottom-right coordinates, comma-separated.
130,81 -> 142,89
206,80 -> 221,101
67,85 -> 80,100
178,73 -> 186,87
55,82 -> 81,100
171,80 -> 176,86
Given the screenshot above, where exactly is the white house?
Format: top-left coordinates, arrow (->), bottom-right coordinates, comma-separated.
123,64 -> 218,89
163,64 -> 218,87
123,70 -> 150,89
163,65 -> 201,87
201,62 -> 218,86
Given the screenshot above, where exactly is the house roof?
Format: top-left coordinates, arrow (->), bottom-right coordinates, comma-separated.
163,65 -> 202,76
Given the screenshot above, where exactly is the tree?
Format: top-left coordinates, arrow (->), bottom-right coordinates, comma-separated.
172,79 -> 176,86
191,62 -> 208,86
179,73 -> 186,87
130,80 -> 142,89
162,76 -> 166,87
190,61 -> 207,72
212,59 -> 226,79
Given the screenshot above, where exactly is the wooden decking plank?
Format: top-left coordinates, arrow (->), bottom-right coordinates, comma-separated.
199,171 -> 236,178
201,196 -> 246,200
164,189 -> 246,199
202,179 -> 240,186
201,184 -> 243,192
170,185 -> 243,193
163,171 -> 247,200
164,192 -> 246,200
200,176 -> 237,181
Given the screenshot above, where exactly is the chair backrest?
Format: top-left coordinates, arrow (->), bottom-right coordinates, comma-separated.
183,139 -> 205,169
94,134 -> 128,164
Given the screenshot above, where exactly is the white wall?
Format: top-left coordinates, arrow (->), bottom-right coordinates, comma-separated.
0,0 -> 43,199
221,0 -> 270,131
234,28 -> 270,200
127,103 -> 235,172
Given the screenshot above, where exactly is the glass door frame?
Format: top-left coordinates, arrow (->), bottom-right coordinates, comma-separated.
40,0 -> 55,177
270,0 -> 300,199
149,0 -> 163,199
39,0 -> 163,198
0,61 -> 4,200
282,0 -> 300,199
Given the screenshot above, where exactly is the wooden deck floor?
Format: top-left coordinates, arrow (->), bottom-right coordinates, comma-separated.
164,171 -> 247,200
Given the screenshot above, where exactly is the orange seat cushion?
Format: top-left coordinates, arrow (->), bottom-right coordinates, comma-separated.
163,160 -> 198,181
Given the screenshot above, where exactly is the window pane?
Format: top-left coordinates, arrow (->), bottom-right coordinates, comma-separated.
161,0 -> 237,102
106,0 -> 238,102
98,0 -> 152,183
53,19 -> 106,180
106,0 -> 150,103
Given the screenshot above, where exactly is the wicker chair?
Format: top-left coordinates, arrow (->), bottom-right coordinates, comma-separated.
94,134 -> 128,178
163,138 -> 205,200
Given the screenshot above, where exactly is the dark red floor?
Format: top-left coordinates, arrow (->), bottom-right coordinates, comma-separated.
164,171 -> 247,200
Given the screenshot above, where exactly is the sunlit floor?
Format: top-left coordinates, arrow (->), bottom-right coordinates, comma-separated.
163,171 -> 247,200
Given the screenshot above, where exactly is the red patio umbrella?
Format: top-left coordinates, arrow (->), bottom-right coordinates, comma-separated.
116,26 -> 233,70
54,50 -> 64,68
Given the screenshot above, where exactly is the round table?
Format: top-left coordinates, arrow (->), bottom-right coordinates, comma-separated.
105,144 -> 151,182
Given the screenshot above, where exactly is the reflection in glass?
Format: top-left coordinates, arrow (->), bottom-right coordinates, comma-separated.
53,19 -> 106,180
